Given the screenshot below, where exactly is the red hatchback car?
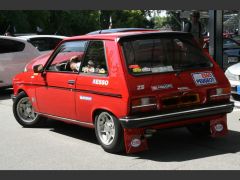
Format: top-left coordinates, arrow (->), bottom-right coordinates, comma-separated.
12,28 -> 234,154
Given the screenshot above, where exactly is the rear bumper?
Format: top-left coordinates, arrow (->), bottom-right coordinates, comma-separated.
119,102 -> 234,128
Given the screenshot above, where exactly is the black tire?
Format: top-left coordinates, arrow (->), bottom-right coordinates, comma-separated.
186,121 -> 211,137
13,91 -> 45,127
94,111 -> 125,154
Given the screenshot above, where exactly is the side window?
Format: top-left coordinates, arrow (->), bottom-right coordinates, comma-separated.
49,38 -> 63,50
46,41 -> 87,73
0,39 -> 25,54
29,38 -> 62,51
81,41 -> 108,75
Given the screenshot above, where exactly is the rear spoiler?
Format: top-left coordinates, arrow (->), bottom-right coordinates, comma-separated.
117,32 -> 193,43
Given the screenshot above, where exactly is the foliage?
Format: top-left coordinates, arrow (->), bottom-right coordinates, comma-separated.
164,11 -> 182,31
153,16 -> 168,29
0,10 -> 154,36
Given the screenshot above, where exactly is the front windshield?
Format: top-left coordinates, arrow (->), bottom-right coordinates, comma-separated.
122,36 -> 213,75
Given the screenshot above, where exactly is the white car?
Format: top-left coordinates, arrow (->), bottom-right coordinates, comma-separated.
18,35 -> 66,54
0,35 -> 65,89
225,63 -> 240,100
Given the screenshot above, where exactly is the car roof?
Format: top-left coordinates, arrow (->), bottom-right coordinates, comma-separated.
64,30 -> 190,42
0,35 -> 29,43
18,35 -> 67,40
87,28 -> 158,35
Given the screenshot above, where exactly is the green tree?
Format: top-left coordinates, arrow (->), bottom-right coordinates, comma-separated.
164,11 -> 182,31
0,10 -> 155,35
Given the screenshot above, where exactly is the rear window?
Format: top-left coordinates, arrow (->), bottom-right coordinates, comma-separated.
0,39 -> 25,53
122,36 -> 213,75
28,37 -> 62,51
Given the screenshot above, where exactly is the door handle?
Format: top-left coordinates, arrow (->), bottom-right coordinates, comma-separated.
68,80 -> 75,85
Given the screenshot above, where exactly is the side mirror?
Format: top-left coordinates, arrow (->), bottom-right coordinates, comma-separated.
33,64 -> 44,73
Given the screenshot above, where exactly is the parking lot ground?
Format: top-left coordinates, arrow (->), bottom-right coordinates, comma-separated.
1,88 -> 240,170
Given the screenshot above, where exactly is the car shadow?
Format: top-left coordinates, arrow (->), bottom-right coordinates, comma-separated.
47,120 -> 98,145
41,120 -> 240,162
127,128 -> 240,162
0,88 -> 13,100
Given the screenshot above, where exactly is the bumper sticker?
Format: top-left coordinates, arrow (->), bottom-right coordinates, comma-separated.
192,72 -> 217,86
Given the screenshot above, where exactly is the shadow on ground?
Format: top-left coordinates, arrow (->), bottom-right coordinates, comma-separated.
130,128 -> 240,162
0,88 -> 13,100
49,121 -> 98,145
39,119 -> 240,162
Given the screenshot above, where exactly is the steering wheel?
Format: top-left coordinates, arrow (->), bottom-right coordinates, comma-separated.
65,61 -> 72,71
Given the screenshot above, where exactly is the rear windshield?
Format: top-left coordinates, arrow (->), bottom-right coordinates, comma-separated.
122,36 -> 213,75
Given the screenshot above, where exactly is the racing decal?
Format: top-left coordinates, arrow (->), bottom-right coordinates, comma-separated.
151,66 -> 174,73
132,68 -> 142,73
137,84 -> 145,90
141,67 -> 151,72
151,84 -> 173,91
177,87 -> 190,92
92,79 -> 109,86
80,96 -> 92,101
129,65 -> 142,73
192,72 -> 217,86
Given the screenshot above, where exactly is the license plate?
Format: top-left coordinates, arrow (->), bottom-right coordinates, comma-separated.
237,85 -> 240,95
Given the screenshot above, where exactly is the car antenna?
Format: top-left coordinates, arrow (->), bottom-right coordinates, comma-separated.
99,10 -> 102,34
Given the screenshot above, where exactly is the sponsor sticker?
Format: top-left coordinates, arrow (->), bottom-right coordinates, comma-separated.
80,96 -> 92,101
151,66 -> 174,73
192,72 -> 217,86
177,87 -> 190,92
151,84 -> 173,91
92,79 -> 109,86
137,84 -> 145,90
131,138 -> 141,148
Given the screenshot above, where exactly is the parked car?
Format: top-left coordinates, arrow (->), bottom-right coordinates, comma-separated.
233,35 -> 240,44
225,62 -> 240,100
0,36 -> 41,89
203,37 -> 240,70
0,35 -> 65,89
18,35 -> 66,54
12,29 -> 234,154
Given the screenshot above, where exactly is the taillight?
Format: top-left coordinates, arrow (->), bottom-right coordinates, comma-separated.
208,87 -> 231,101
131,97 -> 157,113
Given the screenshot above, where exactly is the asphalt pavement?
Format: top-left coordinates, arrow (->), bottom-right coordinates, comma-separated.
1,88 -> 240,170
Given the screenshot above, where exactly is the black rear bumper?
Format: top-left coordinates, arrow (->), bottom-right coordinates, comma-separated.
119,102 -> 234,128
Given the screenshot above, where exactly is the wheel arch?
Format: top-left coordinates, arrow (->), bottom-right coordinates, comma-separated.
17,89 -> 26,95
92,108 -> 119,125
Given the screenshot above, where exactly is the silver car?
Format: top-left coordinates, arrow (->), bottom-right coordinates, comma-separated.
225,62 -> 240,100
0,35 -> 66,89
